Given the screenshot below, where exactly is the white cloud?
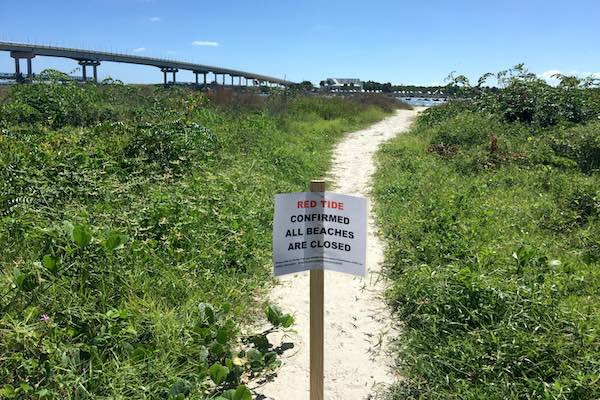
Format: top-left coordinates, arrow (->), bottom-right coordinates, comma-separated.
132,47 -> 146,53
149,16 -> 161,22
192,40 -> 219,47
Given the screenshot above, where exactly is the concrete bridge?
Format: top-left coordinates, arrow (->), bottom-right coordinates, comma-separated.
0,41 -> 294,87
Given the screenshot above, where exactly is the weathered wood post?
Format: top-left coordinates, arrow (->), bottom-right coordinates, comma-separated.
309,179 -> 325,400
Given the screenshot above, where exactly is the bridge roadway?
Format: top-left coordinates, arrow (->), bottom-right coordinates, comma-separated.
0,41 -> 293,87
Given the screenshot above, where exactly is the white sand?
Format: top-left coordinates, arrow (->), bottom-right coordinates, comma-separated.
255,109 -> 422,400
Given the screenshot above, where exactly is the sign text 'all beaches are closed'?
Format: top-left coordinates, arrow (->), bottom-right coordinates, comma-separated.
273,191 -> 367,276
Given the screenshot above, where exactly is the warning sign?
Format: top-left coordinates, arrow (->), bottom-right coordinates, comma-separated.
273,191 -> 367,276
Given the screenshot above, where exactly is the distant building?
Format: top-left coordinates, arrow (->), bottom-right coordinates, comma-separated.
322,78 -> 363,92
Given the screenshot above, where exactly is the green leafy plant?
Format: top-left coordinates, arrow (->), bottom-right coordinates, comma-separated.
0,82 -> 391,398
208,363 -> 230,385
266,304 -> 294,328
374,79 -> 600,399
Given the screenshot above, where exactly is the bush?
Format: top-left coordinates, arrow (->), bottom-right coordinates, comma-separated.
548,122 -> 600,173
429,111 -> 499,147
1,84 -> 392,398
538,174 -> 600,232
0,71 -> 118,128
474,67 -> 599,127
374,87 -> 600,399
123,119 -> 219,171
416,100 -> 471,128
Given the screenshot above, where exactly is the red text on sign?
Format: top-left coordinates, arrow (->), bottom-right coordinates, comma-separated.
296,200 -> 344,210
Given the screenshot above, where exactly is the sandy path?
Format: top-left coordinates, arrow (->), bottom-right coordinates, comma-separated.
256,108 -> 421,400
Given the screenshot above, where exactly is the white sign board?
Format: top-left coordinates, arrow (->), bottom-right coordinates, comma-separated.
273,192 -> 367,277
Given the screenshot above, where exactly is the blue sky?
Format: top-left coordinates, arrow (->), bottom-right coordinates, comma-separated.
1,0 -> 599,85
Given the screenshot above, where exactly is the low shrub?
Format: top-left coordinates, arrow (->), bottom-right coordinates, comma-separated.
374,89 -> 600,399
416,100 -> 471,128
0,72 -> 118,128
429,111 -> 499,147
122,119 -> 219,171
0,83 -> 393,398
548,122 -> 600,173
473,66 -> 600,127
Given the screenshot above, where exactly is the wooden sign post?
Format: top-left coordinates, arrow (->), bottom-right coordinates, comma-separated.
309,180 -> 325,400
272,180 -> 367,399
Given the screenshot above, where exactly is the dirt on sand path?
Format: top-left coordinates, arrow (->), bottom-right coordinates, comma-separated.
256,108 -> 422,400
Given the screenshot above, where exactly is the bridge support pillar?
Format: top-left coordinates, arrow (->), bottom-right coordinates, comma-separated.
231,75 -> 234,86
160,67 -> 178,86
78,60 -> 101,83
14,58 -> 20,81
10,51 -> 35,82
193,71 -> 208,87
222,74 -> 225,85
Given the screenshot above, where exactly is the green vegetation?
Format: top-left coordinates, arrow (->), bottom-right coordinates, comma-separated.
375,66 -> 600,399
0,74 -> 391,399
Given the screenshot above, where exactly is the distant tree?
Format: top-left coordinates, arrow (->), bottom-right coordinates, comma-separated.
290,81 -> 315,91
363,80 -> 382,91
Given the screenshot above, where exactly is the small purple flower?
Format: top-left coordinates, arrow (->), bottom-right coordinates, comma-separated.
40,314 -> 50,322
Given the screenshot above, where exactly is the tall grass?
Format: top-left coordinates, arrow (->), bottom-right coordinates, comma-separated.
0,79 -> 392,399
374,83 -> 600,398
